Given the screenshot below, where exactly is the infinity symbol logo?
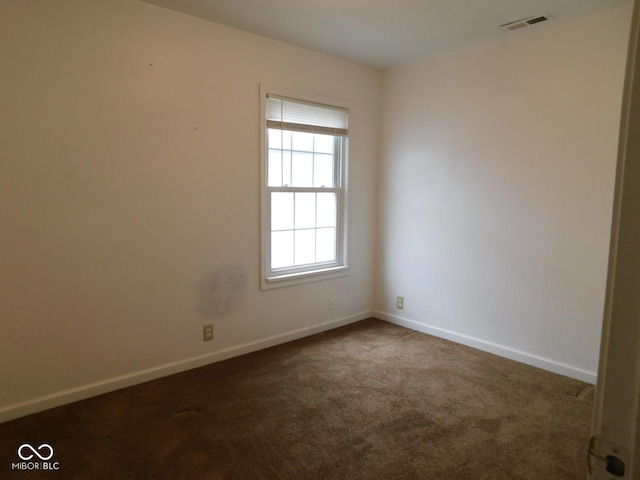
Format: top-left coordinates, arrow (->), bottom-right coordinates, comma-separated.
17,443 -> 54,461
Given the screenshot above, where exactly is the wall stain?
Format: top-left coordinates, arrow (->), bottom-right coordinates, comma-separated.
197,266 -> 246,317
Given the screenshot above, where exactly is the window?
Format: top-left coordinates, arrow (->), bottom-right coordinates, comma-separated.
260,86 -> 349,288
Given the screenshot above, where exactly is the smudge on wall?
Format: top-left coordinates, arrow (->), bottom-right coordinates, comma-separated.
197,266 -> 246,317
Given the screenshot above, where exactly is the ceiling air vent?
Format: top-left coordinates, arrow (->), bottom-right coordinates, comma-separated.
501,14 -> 553,32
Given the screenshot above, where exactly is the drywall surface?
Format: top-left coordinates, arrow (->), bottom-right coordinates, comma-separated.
0,0 -> 379,419
376,6 -> 632,382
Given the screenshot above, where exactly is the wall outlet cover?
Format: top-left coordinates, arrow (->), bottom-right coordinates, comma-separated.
203,324 -> 214,341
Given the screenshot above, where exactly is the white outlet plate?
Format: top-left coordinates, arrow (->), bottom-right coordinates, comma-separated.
328,297 -> 336,311
203,324 -> 214,341
396,296 -> 404,310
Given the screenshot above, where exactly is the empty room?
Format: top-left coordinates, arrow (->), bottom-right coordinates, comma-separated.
1,0 -> 639,478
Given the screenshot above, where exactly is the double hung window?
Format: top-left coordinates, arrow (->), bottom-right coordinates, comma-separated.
261,86 -> 349,288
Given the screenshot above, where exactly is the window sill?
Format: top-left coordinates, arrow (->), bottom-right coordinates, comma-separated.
262,266 -> 349,290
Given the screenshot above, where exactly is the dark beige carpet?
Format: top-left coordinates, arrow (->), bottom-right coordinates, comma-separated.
0,318 -> 593,479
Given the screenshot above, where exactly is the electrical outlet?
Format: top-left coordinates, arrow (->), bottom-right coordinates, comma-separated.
328,297 -> 336,311
203,324 -> 214,341
396,296 -> 404,310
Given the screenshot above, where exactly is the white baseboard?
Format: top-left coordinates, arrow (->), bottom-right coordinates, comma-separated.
374,310 -> 597,385
0,311 -> 372,423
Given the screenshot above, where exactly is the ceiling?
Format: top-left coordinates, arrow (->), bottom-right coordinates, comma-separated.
139,0 -> 632,69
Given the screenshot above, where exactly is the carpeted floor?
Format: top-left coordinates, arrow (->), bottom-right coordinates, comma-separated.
0,318 -> 594,479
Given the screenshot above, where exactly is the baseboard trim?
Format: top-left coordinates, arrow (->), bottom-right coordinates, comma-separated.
0,311 -> 372,423
374,310 -> 597,384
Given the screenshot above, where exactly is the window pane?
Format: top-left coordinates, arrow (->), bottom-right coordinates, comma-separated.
282,150 -> 292,186
294,229 -> 315,265
268,129 -> 282,149
291,151 -> 313,187
317,193 -> 337,227
316,228 -> 336,262
291,131 -> 314,152
272,231 -> 294,269
282,130 -> 293,149
295,192 -> 316,229
270,129 -> 293,150
268,149 -> 282,187
271,192 -> 294,231
314,134 -> 334,154
313,153 -> 334,188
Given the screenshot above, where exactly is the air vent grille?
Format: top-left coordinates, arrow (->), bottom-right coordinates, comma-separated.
501,14 -> 553,32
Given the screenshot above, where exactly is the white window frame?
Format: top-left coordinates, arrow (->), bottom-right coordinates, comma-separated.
260,84 -> 350,290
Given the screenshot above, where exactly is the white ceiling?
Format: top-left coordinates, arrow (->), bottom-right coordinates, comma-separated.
139,0 -> 632,69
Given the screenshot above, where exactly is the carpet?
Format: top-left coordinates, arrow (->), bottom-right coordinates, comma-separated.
0,318 -> 594,479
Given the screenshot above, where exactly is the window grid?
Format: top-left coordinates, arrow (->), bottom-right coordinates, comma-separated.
268,130 -> 336,189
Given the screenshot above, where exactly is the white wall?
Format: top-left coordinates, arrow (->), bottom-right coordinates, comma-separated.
0,0 -> 380,420
375,6 -> 632,383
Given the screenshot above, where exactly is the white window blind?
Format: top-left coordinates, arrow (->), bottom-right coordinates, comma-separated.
266,95 -> 349,137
